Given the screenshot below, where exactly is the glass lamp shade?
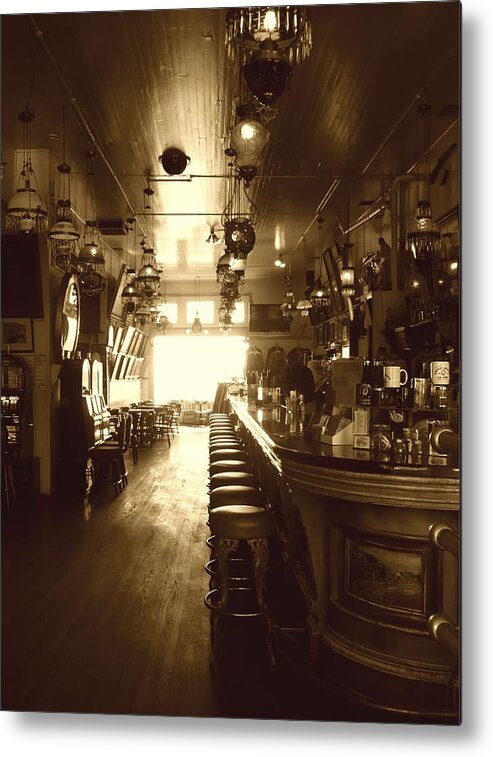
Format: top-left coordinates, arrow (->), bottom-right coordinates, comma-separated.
231,114 -> 269,181
121,280 -> 138,301
78,241 -> 105,271
296,298 -> 312,312
79,269 -> 104,297
243,40 -> 292,106
226,6 -> 312,63
216,252 -> 232,283
229,256 -> 246,272
407,201 -> 442,260
340,267 -> 355,287
6,186 -> 48,233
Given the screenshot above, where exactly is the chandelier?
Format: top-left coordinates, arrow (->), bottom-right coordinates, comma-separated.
280,275 -> 296,320
407,200 -> 441,261
77,152 -> 105,296
221,166 -> 259,268
121,269 -> 139,315
406,102 -> 442,261
135,244 -> 161,300
186,276 -> 208,336
309,218 -> 330,308
6,108 -> 48,233
226,7 -> 312,106
48,106 -> 80,271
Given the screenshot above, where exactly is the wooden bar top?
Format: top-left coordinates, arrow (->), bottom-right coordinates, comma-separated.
230,398 -> 459,510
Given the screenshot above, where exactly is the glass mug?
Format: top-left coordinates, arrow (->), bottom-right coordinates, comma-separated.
384,365 -> 408,388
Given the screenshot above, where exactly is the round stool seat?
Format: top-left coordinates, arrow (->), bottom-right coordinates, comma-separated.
209,505 -> 274,540
209,460 -> 252,476
209,471 -> 257,491
209,426 -> 235,434
209,434 -> 240,447
209,433 -> 238,441
209,440 -> 242,451
210,418 -> 233,424
209,485 -> 264,508
209,449 -> 249,464
210,413 -> 229,419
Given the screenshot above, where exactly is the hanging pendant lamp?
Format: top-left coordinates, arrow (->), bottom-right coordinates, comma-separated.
6,108 -> 48,234
48,105 -> 80,270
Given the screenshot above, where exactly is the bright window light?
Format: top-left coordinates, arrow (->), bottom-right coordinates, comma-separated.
153,336 -> 248,402
231,300 -> 245,324
160,302 -> 178,324
186,300 -> 214,324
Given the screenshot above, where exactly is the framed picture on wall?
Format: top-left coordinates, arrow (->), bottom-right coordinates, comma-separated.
1,318 -> 34,353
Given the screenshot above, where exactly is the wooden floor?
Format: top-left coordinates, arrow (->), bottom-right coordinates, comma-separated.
1,428 -> 372,721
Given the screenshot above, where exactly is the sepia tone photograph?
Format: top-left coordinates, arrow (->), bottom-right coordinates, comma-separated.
1,0 -> 469,743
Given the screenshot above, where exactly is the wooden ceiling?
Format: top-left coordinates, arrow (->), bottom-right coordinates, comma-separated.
1,3 -> 460,282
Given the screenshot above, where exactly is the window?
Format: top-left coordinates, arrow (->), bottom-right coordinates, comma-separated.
161,302 -> 178,324
231,300 -> 246,324
186,300 -> 214,324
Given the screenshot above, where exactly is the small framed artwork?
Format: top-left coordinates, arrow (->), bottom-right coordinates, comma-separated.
1,318 -> 34,353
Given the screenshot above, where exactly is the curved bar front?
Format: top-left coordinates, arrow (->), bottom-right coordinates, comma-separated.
230,398 -> 460,723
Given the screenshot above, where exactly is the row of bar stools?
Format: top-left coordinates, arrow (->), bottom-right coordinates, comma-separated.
205,414 -> 275,667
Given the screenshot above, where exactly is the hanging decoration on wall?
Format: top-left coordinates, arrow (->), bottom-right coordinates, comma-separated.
48,104 -> 80,271
6,108 -> 48,234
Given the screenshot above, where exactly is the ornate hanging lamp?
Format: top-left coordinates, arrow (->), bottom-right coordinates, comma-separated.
226,7 -> 312,106
407,102 -> 442,261
48,105 -> 80,270
77,152 -> 105,296
6,108 -> 48,233
186,276 -> 208,336
280,275 -> 296,320
310,218 -> 331,308
135,244 -> 161,300
230,103 -> 269,182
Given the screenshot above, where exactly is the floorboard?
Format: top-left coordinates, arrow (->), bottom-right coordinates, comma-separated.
2,428 -> 377,722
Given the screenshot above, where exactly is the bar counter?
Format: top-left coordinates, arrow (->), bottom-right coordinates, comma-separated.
230,397 -> 460,723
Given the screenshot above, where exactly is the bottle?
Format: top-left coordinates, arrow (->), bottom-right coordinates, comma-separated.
359,359 -> 373,406
257,371 -> 264,405
392,435 -> 406,464
403,428 -> 413,460
372,358 -> 385,407
411,429 -> 423,464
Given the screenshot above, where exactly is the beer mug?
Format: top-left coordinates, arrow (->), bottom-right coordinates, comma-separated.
430,361 -> 450,386
384,365 -> 408,388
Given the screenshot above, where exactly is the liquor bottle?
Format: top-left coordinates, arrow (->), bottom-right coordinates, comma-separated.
411,429 -> 423,464
372,358 -> 385,407
257,371 -> 264,405
359,359 -> 373,406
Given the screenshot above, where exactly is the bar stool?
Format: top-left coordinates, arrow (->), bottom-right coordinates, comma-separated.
209,435 -> 239,445
209,484 -> 264,510
209,449 -> 249,465
209,459 -> 253,477
209,471 -> 258,491
205,505 -> 275,665
209,443 -> 243,456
